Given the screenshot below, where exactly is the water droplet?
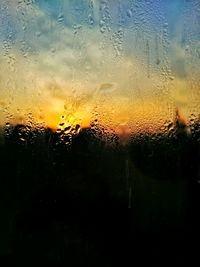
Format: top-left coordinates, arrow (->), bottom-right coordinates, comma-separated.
35,31 -> 41,37
75,124 -> 80,132
185,45 -> 190,51
99,83 -> 115,93
167,122 -> 174,131
156,59 -> 160,65
51,48 -> 56,53
127,9 -> 132,18
57,14 -> 64,23
88,14 -> 94,25
64,126 -> 71,132
99,20 -> 105,28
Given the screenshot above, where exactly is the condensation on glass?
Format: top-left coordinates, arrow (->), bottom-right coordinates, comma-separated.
0,0 -> 199,145
0,1 -> 200,264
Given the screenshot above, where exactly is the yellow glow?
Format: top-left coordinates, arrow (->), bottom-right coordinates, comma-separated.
0,82 -> 195,136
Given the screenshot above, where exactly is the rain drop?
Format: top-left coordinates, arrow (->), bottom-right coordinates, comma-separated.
127,9 -> 132,18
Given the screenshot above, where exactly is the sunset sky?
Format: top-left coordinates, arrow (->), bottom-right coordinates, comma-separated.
0,0 -> 199,134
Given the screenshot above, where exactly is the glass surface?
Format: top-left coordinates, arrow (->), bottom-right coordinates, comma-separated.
0,0 -> 200,265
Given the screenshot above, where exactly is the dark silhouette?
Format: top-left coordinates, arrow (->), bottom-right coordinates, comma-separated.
0,116 -> 199,266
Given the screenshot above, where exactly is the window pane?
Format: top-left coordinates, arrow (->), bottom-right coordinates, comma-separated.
0,0 -> 199,265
